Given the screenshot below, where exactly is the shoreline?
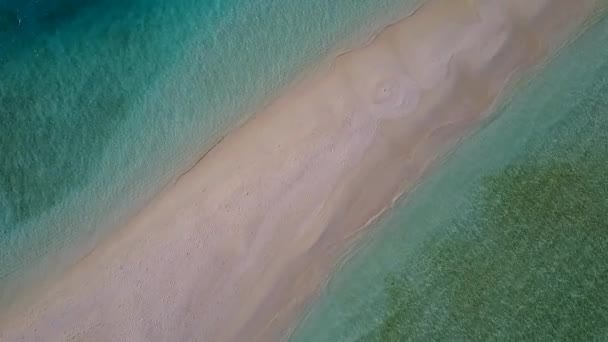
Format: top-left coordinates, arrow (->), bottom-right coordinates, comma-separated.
0,0 -> 598,341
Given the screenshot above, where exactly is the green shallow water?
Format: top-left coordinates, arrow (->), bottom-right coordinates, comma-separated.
0,0 -> 424,307
291,8 -> 608,342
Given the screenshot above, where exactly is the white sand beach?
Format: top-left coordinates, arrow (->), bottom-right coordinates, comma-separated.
0,0 -> 597,340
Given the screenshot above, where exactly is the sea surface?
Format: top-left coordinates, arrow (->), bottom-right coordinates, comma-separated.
0,0 -> 424,307
291,8 -> 608,341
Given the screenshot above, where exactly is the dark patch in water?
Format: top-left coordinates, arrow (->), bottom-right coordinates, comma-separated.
0,8 -> 18,33
0,0 -> 183,230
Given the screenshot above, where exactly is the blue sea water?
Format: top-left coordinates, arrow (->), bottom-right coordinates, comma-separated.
0,0 -> 424,307
291,7 -> 608,341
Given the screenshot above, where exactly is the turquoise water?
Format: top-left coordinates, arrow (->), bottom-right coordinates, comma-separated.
0,0 -> 424,306
291,8 -> 608,342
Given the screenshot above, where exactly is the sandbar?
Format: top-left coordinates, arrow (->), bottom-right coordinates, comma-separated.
0,0 -> 597,340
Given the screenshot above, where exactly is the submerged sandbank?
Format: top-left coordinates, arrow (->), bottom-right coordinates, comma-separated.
0,0 -> 597,340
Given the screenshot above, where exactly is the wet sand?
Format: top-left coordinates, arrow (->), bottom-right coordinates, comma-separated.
0,0 -> 597,341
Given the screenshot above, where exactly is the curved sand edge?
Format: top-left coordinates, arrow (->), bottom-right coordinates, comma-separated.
0,0 -> 598,341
